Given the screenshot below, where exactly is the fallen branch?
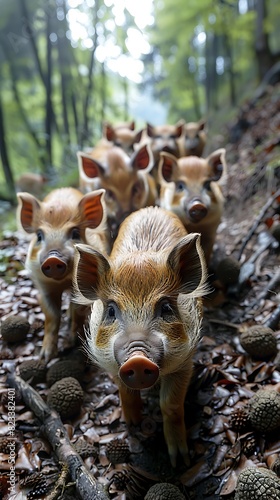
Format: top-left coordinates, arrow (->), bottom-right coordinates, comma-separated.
244,268 -> 280,312
264,304 -> 280,331
6,373 -> 109,500
237,188 -> 280,261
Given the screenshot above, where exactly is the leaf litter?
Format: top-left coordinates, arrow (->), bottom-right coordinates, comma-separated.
1,84 -> 280,499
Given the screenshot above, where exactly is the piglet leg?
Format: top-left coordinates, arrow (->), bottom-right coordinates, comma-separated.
39,289 -> 62,361
160,368 -> 193,467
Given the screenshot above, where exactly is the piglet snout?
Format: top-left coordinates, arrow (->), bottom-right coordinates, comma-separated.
187,199 -> 208,222
119,351 -> 159,389
41,251 -> 67,279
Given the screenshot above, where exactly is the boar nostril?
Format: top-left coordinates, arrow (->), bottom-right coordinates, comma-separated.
119,352 -> 159,390
41,256 -> 67,279
187,200 -> 208,222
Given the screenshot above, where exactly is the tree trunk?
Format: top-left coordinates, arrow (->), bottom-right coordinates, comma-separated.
82,0 -> 100,146
0,90 -> 15,198
223,34 -> 236,107
100,62 -> 106,136
2,40 -> 44,166
123,77 -> 129,120
255,0 -> 275,79
45,11 -> 53,174
57,35 -> 71,145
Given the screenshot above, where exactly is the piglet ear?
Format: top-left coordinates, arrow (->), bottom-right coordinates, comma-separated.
17,192 -> 41,234
146,123 -> 155,138
198,119 -> 206,131
167,233 -> 207,296
134,129 -> 144,144
158,152 -> 178,184
79,189 -> 106,230
207,148 -> 226,182
103,123 -> 115,142
175,121 -> 185,137
130,144 -> 154,173
74,244 -> 110,303
77,152 -> 105,179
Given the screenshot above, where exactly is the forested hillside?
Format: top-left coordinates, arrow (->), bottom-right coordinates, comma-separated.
1,1 -> 280,499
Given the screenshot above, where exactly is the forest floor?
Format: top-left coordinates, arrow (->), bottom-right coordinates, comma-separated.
1,84 -> 280,500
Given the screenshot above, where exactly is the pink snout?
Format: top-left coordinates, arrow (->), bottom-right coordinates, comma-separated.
119,351 -> 159,390
41,253 -> 67,279
187,200 -> 208,222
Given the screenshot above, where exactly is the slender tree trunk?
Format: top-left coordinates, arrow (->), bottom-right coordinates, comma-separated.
57,35 -> 70,145
100,62 -> 106,136
205,32 -> 216,111
45,11 -> 53,173
223,34 -> 236,107
71,92 -> 80,146
123,77 -> 129,120
82,0 -> 100,146
20,0 -> 58,140
255,0 -> 275,79
0,90 -> 15,197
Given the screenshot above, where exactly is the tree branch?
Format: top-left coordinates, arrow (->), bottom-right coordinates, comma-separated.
6,373 -> 109,500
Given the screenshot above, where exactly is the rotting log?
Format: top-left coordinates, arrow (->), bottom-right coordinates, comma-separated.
6,373 -> 109,500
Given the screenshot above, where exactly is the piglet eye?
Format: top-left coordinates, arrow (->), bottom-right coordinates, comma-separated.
106,189 -> 115,201
36,229 -> 44,243
71,227 -> 80,240
132,181 -> 142,196
204,180 -> 212,191
176,181 -> 185,192
105,302 -> 119,323
159,300 -> 175,322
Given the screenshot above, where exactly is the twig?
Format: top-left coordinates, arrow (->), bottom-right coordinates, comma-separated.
264,304 -> 280,330
245,268 -> 280,312
237,188 -> 280,261
207,319 -> 240,329
6,373 -> 109,500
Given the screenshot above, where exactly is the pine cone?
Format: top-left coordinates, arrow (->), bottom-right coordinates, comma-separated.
229,406 -> 251,432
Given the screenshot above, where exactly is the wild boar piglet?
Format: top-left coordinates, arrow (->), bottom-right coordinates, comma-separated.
17,187 -> 107,361
158,148 -> 226,265
74,205 -> 207,467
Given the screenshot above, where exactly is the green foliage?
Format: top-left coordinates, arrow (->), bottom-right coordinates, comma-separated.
0,0 -> 140,187
145,0 -> 279,122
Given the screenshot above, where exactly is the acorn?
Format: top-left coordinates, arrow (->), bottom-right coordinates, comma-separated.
105,438 -> 130,464
234,466 -> 280,499
249,389 -> 280,432
1,315 -> 30,343
216,256 -> 241,285
239,325 -> 278,360
47,377 -> 84,419
144,482 -> 185,500
19,359 -> 47,385
46,360 -> 85,387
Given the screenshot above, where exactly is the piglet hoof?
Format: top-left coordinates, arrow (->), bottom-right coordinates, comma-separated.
39,344 -> 58,363
119,351 -> 159,390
